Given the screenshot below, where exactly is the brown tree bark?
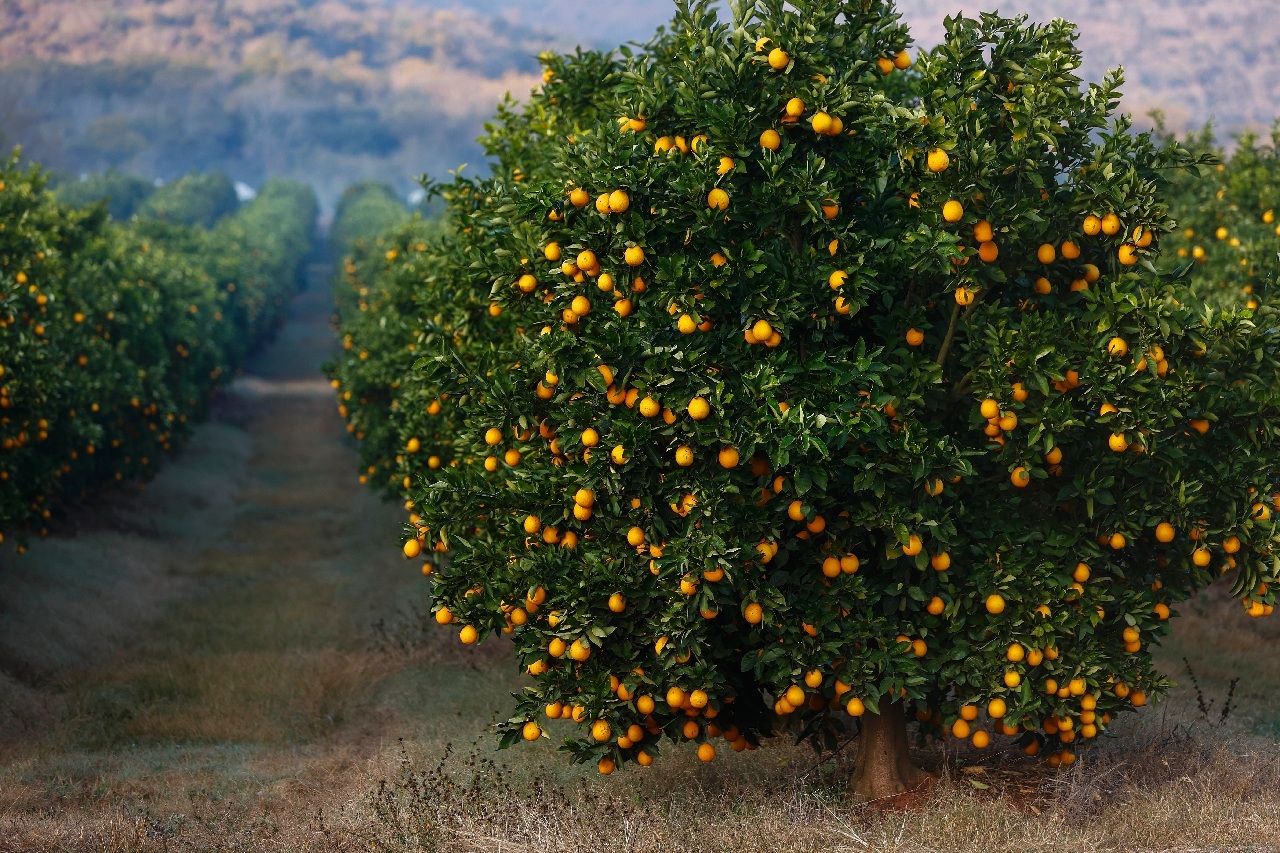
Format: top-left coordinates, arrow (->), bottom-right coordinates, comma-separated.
849,700 -> 934,804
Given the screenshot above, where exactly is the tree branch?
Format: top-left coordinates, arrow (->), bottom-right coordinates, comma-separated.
936,291 -> 986,370
934,302 -> 962,368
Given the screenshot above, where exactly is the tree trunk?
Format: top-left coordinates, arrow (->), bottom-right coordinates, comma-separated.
849,700 -> 934,804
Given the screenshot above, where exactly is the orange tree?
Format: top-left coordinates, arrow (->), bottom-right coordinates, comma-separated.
328,48 -> 626,510
399,0 -> 1280,799
1161,123 -> 1280,309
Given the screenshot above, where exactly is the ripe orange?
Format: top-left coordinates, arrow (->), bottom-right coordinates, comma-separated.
707,188 -> 730,210
905,328 -> 924,346
942,199 -> 964,222
591,719 -> 612,742
1010,466 -> 1030,488
744,602 -> 763,623
821,556 -> 841,578
985,593 -> 1006,614
927,148 -> 950,172
787,500 -> 806,522
1037,243 -> 1056,264
767,47 -> 789,69
760,129 -> 781,151
718,447 -> 740,468
1155,522 -> 1175,543
902,534 -> 923,556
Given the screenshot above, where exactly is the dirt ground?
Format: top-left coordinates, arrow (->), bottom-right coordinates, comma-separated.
0,266 -> 1277,852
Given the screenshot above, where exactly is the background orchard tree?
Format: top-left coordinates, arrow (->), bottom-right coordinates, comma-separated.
383,0 -> 1280,802
1161,123 -> 1280,309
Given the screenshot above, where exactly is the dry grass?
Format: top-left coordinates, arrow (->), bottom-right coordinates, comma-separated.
6,713 -> 1277,852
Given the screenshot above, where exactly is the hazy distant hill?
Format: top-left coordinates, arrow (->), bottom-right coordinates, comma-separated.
0,0 -> 1276,215
0,0 -> 563,214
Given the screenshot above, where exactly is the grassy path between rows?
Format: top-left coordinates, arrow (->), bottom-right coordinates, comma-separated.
0,264 -> 522,849
0,262 -> 1278,852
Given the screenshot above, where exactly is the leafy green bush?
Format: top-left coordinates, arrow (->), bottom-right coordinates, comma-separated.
51,170 -> 156,220
330,181 -> 411,261
137,172 -> 239,228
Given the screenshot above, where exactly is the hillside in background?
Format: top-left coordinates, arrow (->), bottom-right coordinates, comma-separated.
0,0 -> 562,215
0,0 -> 1276,214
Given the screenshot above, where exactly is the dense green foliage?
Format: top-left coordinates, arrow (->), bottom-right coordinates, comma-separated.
137,172 -> 239,228
51,170 -> 156,220
329,182 -> 411,270
329,0 -> 1280,784
0,156 -> 316,541
1162,125 -> 1280,309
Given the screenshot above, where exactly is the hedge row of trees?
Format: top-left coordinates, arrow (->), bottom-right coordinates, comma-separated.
327,0 -> 1280,800
0,154 -> 316,542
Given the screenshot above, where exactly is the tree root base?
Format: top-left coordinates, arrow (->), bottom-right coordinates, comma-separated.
849,700 -> 937,808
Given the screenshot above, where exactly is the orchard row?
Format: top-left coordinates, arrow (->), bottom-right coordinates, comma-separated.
0,156 -> 316,541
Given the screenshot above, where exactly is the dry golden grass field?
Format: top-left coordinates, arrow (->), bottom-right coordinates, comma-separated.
1,267 -> 1277,852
